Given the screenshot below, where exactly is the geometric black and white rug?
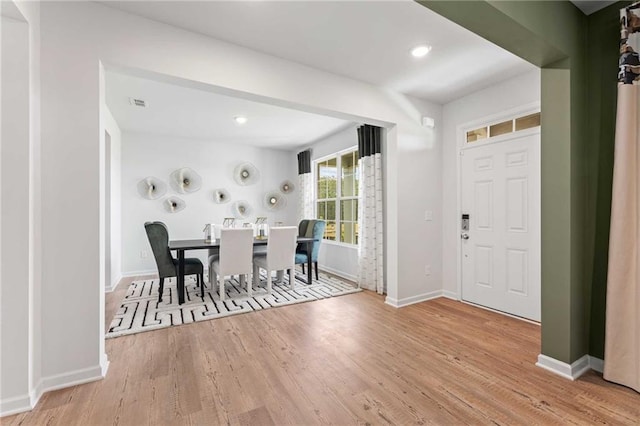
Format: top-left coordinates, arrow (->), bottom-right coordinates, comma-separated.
106,271 -> 361,339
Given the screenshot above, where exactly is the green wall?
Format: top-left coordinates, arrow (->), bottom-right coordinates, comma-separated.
418,1 -> 624,363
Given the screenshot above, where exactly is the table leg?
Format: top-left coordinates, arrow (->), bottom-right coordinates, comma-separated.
178,249 -> 185,304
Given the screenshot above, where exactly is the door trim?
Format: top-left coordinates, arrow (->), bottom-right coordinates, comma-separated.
454,103 -> 540,302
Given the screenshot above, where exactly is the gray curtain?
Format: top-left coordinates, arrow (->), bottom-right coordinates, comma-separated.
297,150 -> 313,221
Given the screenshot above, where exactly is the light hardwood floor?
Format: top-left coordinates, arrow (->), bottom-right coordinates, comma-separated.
5,275 -> 640,425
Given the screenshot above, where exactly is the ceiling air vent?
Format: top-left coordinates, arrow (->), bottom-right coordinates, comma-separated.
129,98 -> 147,108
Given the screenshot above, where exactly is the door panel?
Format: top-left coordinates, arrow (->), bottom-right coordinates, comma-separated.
461,131 -> 540,321
475,246 -> 493,287
506,177 -> 527,231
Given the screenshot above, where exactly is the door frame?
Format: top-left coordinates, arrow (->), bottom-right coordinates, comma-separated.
455,102 -> 541,304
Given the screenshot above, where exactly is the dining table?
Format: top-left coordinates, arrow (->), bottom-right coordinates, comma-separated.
168,236 -> 316,304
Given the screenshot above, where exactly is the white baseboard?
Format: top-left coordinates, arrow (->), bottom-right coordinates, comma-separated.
589,355 -> 604,373
39,361 -> 109,395
121,269 -> 156,278
385,290 -> 443,308
536,354 -> 591,380
1,360 -> 110,418
0,392 -> 34,417
105,274 -> 122,293
442,290 -> 458,300
317,264 -> 356,282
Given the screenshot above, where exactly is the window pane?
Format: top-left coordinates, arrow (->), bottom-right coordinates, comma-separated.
342,151 -> 358,197
326,158 -> 337,198
317,162 -> 327,199
489,120 -> 513,137
354,163 -> 360,197
342,174 -> 356,197
324,221 -> 336,241
316,201 -> 326,220
341,222 -> 357,245
327,158 -> 338,198
515,112 -> 541,131
326,200 -> 336,220
342,152 -> 355,174
318,158 -> 337,199
353,222 -> 360,244
340,199 -> 356,221
466,127 -> 487,143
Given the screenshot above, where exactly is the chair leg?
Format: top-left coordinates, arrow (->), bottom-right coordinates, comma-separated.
219,274 -> 225,301
301,263 -> 305,274
158,277 -> 165,303
315,262 -> 319,280
253,264 -> 259,287
289,268 -> 295,290
246,273 -> 252,298
266,269 -> 272,295
240,275 -> 246,287
276,270 -> 284,283
211,270 -> 218,295
200,273 -> 205,298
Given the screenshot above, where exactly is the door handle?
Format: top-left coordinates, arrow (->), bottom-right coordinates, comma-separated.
461,233 -> 469,240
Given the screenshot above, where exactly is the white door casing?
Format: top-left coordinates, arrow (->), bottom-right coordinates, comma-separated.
460,130 -> 540,321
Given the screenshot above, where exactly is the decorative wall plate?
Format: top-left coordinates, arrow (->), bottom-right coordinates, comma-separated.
137,177 -> 167,200
163,196 -> 186,213
279,180 -> 295,194
233,162 -> 260,186
170,167 -> 202,194
264,191 -> 287,211
213,188 -> 231,204
231,200 -> 252,219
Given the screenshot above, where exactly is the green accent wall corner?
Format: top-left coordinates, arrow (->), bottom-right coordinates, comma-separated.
418,0 -> 628,364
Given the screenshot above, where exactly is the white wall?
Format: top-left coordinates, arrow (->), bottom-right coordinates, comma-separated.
0,0 -> 41,416
302,124 -> 360,280
396,96 -> 443,301
441,69 -> 540,297
103,107 -> 121,291
1,12 -> 31,414
121,132 -> 297,275
19,0 -> 445,408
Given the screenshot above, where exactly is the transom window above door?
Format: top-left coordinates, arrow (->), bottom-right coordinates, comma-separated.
466,112 -> 540,144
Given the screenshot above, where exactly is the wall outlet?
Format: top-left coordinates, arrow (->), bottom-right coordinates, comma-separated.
140,250 -> 149,259
425,265 -> 431,276
424,210 -> 433,221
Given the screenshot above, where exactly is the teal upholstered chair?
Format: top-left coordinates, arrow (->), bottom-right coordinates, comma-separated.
144,222 -> 204,302
295,219 -> 325,281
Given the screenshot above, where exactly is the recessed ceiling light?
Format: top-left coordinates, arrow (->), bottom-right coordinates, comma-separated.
411,45 -> 432,58
234,116 -> 248,125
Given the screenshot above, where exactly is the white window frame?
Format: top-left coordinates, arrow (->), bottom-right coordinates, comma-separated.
313,145 -> 359,247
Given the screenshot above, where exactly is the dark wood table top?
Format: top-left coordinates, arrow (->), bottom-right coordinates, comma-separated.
169,236 -> 315,251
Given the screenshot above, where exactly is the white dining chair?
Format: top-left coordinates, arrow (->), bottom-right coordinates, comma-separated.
253,226 -> 298,294
210,228 -> 254,301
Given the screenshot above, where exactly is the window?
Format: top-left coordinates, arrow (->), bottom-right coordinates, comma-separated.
315,148 -> 359,244
466,111 -> 540,144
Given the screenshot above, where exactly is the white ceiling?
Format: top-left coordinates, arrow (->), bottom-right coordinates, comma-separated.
103,0 -> 536,104
105,71 -> 353,149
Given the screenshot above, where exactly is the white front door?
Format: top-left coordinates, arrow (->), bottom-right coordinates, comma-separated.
460,130 -> 540,321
